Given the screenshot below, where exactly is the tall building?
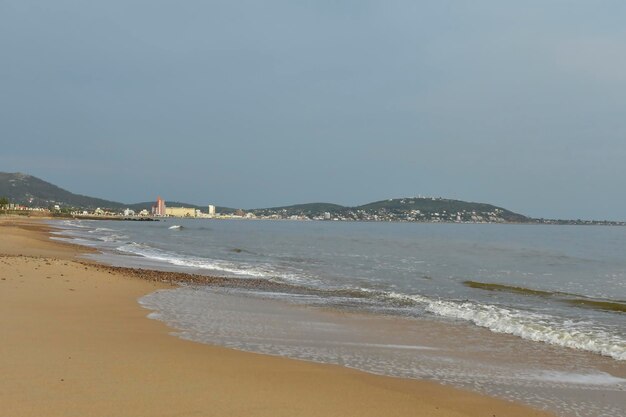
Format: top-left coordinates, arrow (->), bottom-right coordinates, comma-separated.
208,205 -> 216,216
153,196 -> 166,216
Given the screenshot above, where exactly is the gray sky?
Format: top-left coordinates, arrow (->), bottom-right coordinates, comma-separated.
2,1 -> 626,220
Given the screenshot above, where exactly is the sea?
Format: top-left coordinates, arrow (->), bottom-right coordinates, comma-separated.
50,218 -> 626,417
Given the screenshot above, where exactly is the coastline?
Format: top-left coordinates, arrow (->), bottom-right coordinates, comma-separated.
0,217 -> 555,417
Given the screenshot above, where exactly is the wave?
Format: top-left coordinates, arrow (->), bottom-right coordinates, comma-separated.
529,371 -> 626,385
58,220 -> 89,228
98,234 -> 129,243
110,243 -> 626,361
380,291 -> 626,361
115,242 -> 317,285
88,227 -> 116,233
464,281 -> 626,313
143,273 -> 626,361
49,219 -> 626,362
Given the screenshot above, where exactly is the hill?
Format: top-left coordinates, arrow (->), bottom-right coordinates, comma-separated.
0,172 -> 209,211
247,198 -> 527,222
356,197 -> 528,222
0,172 -> 124,209
0,172 -> 529,222
252,202 -> 345,217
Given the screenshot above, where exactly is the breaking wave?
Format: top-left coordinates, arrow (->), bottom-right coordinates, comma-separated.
379,291 -> 626,361
116,242 -> 317,285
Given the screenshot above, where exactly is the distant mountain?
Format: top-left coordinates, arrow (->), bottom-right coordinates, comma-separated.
0,172 -> 124,209
0,172 -> 206,211
356,198 -> 528,222
253,202 -> 345,216
249,197 -> 528,222
0,172 -> 529,222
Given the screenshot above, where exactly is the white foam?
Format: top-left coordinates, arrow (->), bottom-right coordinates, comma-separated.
116,243 -> 315,284
89,227 -> 116,233
98,234 -> 129,242
384,292 -> 626,361
530,371 -> 626,386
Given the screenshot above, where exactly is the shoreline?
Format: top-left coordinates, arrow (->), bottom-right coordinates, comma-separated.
0,217 -> 556,417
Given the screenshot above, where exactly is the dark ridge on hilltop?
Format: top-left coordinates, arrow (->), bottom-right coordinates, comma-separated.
253,202 -> 346,215
355,198 -> 528,222
249,197 -> 528,223
1,172 -> 533,222
0,172 -> 124,209
0,172 -> 207,210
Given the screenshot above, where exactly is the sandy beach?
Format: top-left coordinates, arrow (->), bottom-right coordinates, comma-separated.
0,217 -> 555,417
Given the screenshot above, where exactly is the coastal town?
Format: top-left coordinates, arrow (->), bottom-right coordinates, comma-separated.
1,173 -> 623,225
1,193 -> 624,226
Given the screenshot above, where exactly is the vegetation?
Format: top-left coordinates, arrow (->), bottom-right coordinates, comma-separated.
0,172 -> 124,210
253,202 -> 346,217
2,171 -> 623,225
248,197 -> 528,223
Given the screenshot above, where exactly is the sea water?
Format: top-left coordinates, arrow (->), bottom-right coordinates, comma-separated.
50,219 -> 626,417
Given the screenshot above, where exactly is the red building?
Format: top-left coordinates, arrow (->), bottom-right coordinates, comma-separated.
152,196 -> 166,216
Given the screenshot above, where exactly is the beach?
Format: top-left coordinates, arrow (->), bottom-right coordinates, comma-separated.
0,217 -> 558,417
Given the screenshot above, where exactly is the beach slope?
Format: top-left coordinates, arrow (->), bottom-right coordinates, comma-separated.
0,218 -> 554,417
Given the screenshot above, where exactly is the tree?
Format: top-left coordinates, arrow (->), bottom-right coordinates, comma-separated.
0,197 -> 9,210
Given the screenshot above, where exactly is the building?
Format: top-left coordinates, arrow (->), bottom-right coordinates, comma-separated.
153,196 -> 166,216
123,208 -> 135,216
207,205 -> 216,216
165,207 -> 196,217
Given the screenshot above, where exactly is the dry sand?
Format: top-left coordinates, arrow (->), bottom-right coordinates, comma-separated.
0,217 -> 555,417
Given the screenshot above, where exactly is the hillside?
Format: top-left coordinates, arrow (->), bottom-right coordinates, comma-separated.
0,172 -> 124,209
247,197 -> 528,222
0,173 -> 207,211
356,198 -> 528,222
0,172 -> 530,223
252,202 -> 345,216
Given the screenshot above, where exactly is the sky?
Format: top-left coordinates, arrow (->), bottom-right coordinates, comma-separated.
2,1 -> 626,220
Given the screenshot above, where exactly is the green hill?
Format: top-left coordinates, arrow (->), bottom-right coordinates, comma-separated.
247,197 -> 527,222
0,172 -> 213,211
0,172 -> 529,222
0,172 -> 124,209
252,202 -> 346,216
356,198 -> 527,222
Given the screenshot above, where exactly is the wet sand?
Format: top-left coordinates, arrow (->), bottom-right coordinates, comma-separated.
0,217 -> 554,417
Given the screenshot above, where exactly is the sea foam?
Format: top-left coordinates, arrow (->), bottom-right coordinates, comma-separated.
383,291 -> 626,361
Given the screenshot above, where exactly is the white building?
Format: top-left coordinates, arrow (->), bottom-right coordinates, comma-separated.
208,205 -> 216,216
123,208 -> 136,216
